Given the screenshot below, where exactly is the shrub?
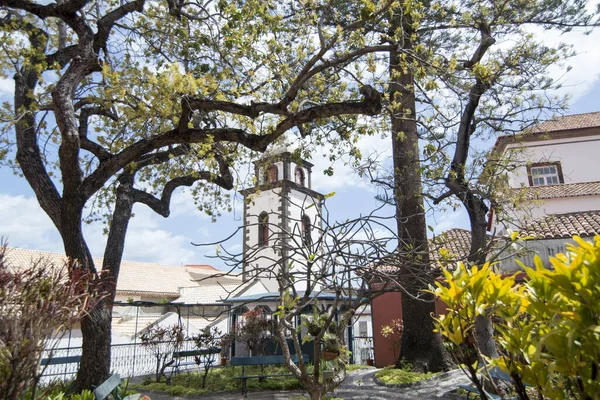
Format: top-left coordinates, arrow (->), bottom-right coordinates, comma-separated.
234,308 -> 277,356
380,319 -> 403,362
0,244 -> 104,400
432,235 -> 600,400
140,324 -> 185,382
191,326 -> 222,388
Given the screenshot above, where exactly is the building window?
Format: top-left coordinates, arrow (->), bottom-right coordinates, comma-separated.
258,212 -> 269,246
295,167 -> 305,186
527,162 -> 563,187
264,165 -> 278,184
301,214 -> 311,246
358,321 -> 368,337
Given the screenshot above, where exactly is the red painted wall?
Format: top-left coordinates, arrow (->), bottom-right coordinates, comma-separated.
372,288 -> 449,368
371,291 -> 403,368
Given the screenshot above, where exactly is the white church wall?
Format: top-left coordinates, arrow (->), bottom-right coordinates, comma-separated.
244,189 -> 284,288
286,189 -> 322,291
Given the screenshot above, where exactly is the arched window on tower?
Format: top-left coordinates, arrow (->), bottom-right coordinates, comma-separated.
258,212 -> 269,246
301,214 -> 311,246
295,167 -> 305,186
263,165 -> 278,184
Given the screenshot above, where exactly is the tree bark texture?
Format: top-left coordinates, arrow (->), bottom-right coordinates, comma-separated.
389,11 -> 452,373
466,193 -> 499,360
77,302 -> 112,389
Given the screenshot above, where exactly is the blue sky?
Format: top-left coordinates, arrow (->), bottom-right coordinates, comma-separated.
1,22 -> 599,269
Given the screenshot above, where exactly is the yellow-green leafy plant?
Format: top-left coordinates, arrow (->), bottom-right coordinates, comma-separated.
432,236 -> 600,400
380,319 -> 403,362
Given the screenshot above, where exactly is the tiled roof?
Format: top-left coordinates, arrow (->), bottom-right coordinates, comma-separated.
175,282 -> 246,304
117,261 -> 196,296
527,111 -> 600,133
185,264 -> 220,272
514,181 -> 600,200
3,248 -> 223,297
372,228 -> 473,273
521,210 -> 600,239
430,228 -> 472,264
492,111 -> 600,154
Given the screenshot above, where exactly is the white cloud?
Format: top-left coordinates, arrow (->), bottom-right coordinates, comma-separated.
0,193 -> 200,265
0,194 -> 63,251
431,208 -> 468,235
531,24 -> 600,102
304,130 -> 391,193
121,226 -> 196,266
0,78 -> 14,95
169,190 -> 211,219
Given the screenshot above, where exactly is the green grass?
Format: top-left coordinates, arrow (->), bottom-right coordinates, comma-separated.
133,365 -> 302,396
346,364 -> 375,372
375,366 -> 439,386
134,363 -> 376,396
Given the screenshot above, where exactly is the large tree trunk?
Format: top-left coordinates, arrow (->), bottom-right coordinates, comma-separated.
77,303 -> 113,389
59,209 -> 112,390
464,192 -> 498,359
389,10 -> 452,373
103,174 -> 136,302
74,176 -> 137,389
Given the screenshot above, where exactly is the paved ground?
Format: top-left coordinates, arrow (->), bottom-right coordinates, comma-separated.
135,368 -> 469,400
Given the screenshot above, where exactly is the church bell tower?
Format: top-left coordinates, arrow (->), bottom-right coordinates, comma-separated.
240,144 -> 324,292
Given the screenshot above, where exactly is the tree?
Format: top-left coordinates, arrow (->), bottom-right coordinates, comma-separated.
0,244 -> 104,400
234,308 -> 276,356
419,0 -> 599,360
191,326 -> 222,389
0,0 -> 388,389
140,323 -> 185,383
368,0 -> 599,370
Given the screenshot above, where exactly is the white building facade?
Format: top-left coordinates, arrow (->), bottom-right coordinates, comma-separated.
491,112 -> 600,272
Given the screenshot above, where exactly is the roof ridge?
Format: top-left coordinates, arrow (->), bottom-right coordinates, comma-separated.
523,180 -> 600,188
543,209 -> 600,218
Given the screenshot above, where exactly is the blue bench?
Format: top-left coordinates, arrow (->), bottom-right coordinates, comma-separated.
231,354 -> 309,397
40,355 -> 82,366
171,347 -> 221,374
459,367 -> 522,399
39,355 -> 81,378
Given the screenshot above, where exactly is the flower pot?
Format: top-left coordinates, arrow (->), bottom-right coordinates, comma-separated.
322,351 -> 338,361
366,359 -> 374,366
221,357 -> 228,366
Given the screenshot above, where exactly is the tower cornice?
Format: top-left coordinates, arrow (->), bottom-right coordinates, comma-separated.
239,180 -> 324,199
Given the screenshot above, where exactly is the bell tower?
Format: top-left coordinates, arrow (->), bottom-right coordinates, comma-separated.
240,144 -> 324,292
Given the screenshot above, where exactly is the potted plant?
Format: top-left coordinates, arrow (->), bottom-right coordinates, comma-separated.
322,333 -> 340,361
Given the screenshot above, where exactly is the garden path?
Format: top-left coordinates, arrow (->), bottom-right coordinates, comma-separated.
136,368 -> 470,399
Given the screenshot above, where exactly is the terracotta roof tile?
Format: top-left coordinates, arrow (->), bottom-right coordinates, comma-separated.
514,181 -> 600,200
521,210 -> 600,239
492,111 -> 600,154
429,228 -> 472,264
373,229 -> 473,273
527,111 -> 600,133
